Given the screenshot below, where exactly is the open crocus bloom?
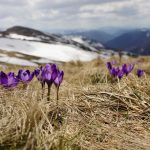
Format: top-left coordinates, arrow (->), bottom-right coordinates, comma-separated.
0,71 -> 19,88
137,69 -> 144,77
54,70 -> 64,87
17,69 -> 34,83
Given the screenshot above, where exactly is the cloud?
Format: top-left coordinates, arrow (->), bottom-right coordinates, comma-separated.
0,0 -> 150,31
79,1 -> 138,17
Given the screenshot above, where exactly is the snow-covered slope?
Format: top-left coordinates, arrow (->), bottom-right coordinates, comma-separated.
0,55 -> 37,66
64,35 -> 104,51
0,26 -> 114,66
0,37 -> 98,62
0,49 -> 56,66
7,33 -> 41,41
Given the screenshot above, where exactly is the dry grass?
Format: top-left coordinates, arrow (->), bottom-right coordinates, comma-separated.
0,56 -> 150,150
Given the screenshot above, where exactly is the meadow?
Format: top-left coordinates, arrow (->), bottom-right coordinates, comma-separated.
0,56 -> 150,150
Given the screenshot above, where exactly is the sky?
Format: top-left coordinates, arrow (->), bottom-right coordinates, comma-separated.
0,0 -> 150,32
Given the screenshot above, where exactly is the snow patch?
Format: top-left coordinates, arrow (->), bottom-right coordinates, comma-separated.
71,36 -> 85,44
0,37 -> 98,62
0,56 -> 37,66
7,33 -> 41,41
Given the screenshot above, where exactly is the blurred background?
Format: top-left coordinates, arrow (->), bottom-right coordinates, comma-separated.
0,0 -> 150,66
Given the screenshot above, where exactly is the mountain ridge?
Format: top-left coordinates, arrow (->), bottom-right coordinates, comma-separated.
106,29 -> 150,55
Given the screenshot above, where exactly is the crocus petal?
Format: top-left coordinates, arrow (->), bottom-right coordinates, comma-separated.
10,78 -> 19,87
122,64 -> 134,75
117,70 -> 124,79
127,64 -> 134,74
16,69 -> 23,80
51,68 -> 58,81
8,76 -> 19,87
110,68 -> 117,76
0,71 -> 1,84
8,72 -> 15,77
59,71 -> 64,84
34,69 -> 40,77
115,67 -> 120,75
0,71 -> 8,85
51,64 -> 57,71
21,71 -> 29,81
28,71 -> 34,81
54,70 -> 64,87
122,64 -> 128,75
106,62 -> 112,70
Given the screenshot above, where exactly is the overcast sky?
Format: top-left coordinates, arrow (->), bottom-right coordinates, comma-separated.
0,0 -> 150,31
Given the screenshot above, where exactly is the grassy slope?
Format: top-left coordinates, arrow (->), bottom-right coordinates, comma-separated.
0,56 -> 150,150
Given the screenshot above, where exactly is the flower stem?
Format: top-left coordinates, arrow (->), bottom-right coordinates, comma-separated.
56,86 -> 59,106
41,82 -> 45,99
47,84 -> 51,101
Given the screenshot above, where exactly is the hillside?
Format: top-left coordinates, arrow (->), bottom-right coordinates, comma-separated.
64,35 -> 104,50
65,30 -> 114,43
106,29 -> 150,55
0,26 -> 102,65
0,56 -> 150,149
0,26 -> 103,52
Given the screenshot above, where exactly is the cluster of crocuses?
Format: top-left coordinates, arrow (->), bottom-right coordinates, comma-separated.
0,70 -> 34,88
34,64 -> 64,102
106,61 -> 144,79
0,64 -> 64,103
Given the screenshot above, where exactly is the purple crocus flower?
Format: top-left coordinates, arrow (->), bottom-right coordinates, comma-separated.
17,69 -> 34,83
127,64 -> 134,73
54,70 -> 64,88
54,70 -> 64,105
122,64 -> 127,74
122,64 -> 134,75
106,62 -> 112,71
109,66 -> 124,79
0,71 -> 19,88
110,67 -> 120,77
41,64 -> 58,101
41,64 -> 58,85
34,66 -> 46,98
34,66 -> 44,83
137,69 -> 144,77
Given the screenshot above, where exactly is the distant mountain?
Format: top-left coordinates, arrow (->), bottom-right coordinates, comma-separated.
100,27 -> 133,37
64,30 -> 114,43
106,29 -> 150,55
